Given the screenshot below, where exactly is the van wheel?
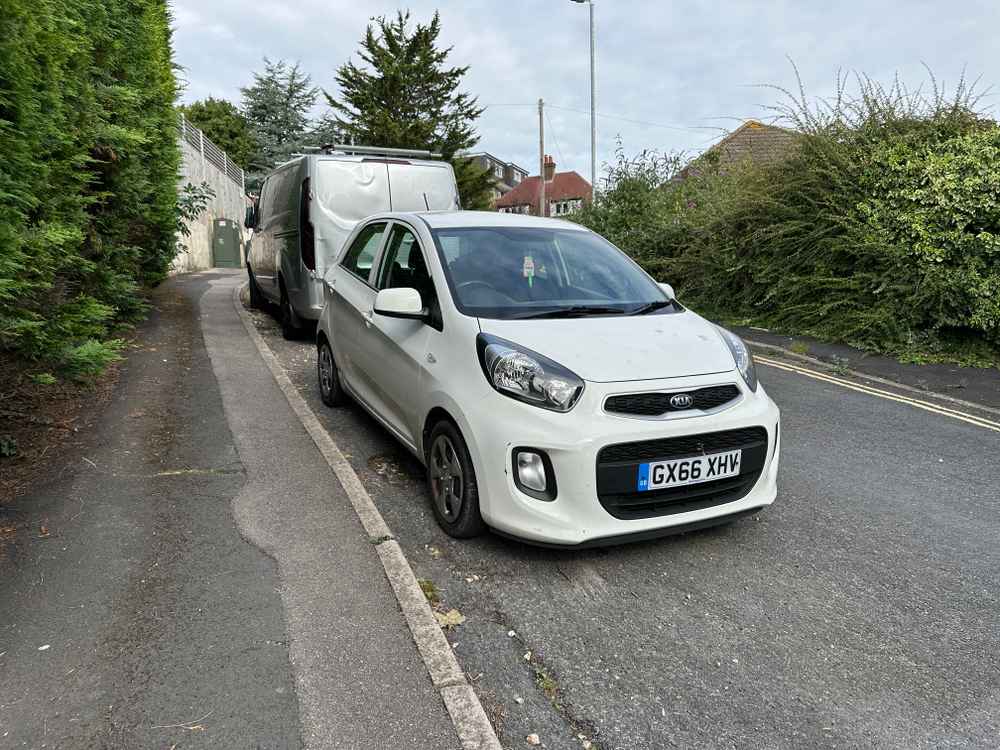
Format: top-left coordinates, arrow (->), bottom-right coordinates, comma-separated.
279,282 -> 302,340
426,421 -> 486,538
247,268 -> 265,309
317,340 -> 346,407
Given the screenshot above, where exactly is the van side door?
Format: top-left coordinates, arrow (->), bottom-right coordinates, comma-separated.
249,176 -> 278,299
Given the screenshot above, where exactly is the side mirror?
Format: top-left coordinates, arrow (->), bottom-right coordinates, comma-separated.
374,287 -> 426,320
244,204 -> 258,229
658,282 -> 675,300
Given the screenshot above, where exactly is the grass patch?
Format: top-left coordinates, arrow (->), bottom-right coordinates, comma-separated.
417,578 -> 440,606
534,668 -> 558,701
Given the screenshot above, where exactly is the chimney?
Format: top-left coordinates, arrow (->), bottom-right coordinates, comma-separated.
543,154 -> 555,182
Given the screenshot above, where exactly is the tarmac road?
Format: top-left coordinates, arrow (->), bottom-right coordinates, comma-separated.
3,270 -> 997,750
247,289 -> 1000,750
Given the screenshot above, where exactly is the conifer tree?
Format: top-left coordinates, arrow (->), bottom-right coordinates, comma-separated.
241,58 -> 318,185
324,11 -> 494,209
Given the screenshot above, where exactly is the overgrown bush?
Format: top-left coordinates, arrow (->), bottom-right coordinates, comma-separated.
574,71 -> 1000,364
0,0 -> 180,376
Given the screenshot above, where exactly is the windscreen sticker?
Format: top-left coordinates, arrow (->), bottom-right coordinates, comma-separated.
523,255 -> 535,288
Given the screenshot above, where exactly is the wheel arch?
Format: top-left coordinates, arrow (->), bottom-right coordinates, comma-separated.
422,406 -> 457,462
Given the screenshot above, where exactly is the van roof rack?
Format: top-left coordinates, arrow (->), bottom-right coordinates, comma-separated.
318,144 -> 443,159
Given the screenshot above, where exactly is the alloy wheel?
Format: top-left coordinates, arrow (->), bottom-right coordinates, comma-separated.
319,345 -> 335,398
430,434 -> 464,521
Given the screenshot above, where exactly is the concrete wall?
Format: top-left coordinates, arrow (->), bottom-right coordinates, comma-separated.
170,137 -> 248,274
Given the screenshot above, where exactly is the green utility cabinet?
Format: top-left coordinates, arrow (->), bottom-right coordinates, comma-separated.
212,218 -> 241,267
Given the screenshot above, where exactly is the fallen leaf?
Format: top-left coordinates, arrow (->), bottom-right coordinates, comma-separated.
434,609 -> 466,629
526,733 -> 541,746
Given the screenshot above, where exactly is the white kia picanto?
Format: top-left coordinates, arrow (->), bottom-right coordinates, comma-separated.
316,211 -> 779,547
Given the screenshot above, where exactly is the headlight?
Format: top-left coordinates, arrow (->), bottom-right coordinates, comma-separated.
716,326 -> 758,392
477,334 -> 584,412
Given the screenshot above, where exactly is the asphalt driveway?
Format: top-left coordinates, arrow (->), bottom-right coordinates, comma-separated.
247,297 -> 1000,750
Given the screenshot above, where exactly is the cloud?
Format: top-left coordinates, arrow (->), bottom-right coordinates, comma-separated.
170,0 -> 999,179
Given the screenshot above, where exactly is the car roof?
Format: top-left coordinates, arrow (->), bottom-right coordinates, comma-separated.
370,210 -> 590,231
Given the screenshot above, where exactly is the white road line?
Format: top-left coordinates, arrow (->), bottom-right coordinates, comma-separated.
233,285 -> 502,750
757,355 -> 1000,433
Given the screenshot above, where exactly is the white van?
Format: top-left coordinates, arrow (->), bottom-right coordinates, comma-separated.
245,146 -> 460,337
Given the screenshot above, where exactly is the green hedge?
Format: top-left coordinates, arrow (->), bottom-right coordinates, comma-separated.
575,103 -> 1000,365
0,0 -> 179,373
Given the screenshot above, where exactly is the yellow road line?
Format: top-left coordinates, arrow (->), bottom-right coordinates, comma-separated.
757,355 -> 1000,433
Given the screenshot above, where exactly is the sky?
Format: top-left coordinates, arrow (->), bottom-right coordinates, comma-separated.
171,0 -> 999,182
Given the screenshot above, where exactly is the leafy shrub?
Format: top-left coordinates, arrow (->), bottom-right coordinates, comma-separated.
575,70 -> 1000,364
0,0 -> 180,370
175,182 -> 217,258
0,436 -> 17,458
60,339 -> 125,381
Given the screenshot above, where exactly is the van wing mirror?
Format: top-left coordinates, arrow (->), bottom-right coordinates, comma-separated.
244,203 -> 258,229
658,282 -> 675,300
373,288 -> 426,320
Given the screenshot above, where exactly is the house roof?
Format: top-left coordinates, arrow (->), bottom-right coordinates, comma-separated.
681,120 -> 800,177
494,170 -> 593,208
464,152 -> 530,175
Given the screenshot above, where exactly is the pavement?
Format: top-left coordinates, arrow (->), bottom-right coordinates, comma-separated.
3,268 -> 999,750
0,271 -> 461,749
736,325 -> 1000,410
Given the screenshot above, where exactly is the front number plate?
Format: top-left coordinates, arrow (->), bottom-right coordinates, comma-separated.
637,449 -> 741,491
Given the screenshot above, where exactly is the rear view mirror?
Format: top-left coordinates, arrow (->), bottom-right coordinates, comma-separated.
658,282 -> 675,300
374,287 -> 425,320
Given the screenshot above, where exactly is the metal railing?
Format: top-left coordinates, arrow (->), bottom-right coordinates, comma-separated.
179,114 -> 246,191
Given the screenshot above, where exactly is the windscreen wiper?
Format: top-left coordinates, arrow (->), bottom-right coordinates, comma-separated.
629,300 -> 675,315
513,305 -> 627,320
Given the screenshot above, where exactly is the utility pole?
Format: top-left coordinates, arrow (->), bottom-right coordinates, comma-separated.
538,98 -> 545,217
571,0 -> 597,193
588,0 -> 597,193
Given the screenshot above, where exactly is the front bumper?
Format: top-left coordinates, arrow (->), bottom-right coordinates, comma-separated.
465,372 -> 780,546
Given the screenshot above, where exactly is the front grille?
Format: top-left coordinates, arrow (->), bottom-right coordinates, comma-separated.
597,426 -> 766,464
596,426 -> 769,520
605,384 -> 741,416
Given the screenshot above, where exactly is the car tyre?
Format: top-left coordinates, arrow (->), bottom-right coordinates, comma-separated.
426,421 -> 486,538
279,281 -> 302,340
247,267 -> 265,309
317,339 -> 346,407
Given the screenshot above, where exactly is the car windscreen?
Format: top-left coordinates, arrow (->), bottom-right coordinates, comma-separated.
430,226 -> 674,319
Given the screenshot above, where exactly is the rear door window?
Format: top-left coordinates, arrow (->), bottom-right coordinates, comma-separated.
341,222 -> 388,283
315,160 -> 391,222
387,163 -> 460,211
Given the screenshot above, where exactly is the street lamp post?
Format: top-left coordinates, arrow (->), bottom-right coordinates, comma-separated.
571,0 -> 596,194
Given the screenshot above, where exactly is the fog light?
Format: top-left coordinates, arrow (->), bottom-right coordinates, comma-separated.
517,451 -> 547,492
